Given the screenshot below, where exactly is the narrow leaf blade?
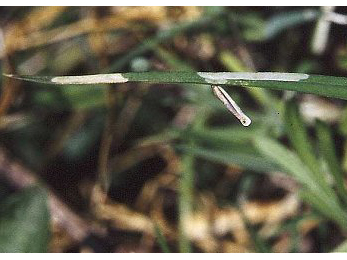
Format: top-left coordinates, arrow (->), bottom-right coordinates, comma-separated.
6,72 -> 347,100
316,120 -> 347,203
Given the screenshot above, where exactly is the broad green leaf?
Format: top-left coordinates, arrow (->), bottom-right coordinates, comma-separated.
6,72 -> 347,100
0,186 -> 50,253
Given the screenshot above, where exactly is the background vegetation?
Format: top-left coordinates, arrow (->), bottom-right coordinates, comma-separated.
1,6 -> 347,252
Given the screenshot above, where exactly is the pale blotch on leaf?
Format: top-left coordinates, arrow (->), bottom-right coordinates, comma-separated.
198,72 -> 309,84
51,73 -> 129,84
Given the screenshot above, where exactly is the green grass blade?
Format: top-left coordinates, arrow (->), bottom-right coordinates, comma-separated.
284,100 -> 318,172
316,120 -> 347,204
333,239 -> 347,252
156,47 -> 195,72
180,126 -> 263,147
284,100 -> 333,196
154,223 -> 171,253
264,9 -> 319,40
300,190 -> 347,230
240,212 -> 271,253
254,136 -> 347,229
6,72 -> 347,100
178,152 -> 194,253
106,8 -> 225,71
254,136 -> 323,193
219,51 -> 279,110
176,144 -> 279,173
154,47 -> 210,98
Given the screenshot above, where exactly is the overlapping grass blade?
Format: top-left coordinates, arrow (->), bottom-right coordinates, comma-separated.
316,120 -> 347,204
179,126 -> 263,147
284,100 -> 335,198
254,136 -> 347,229
300,189 -> 347,230
219,51 -> 278,110
176,144 -> 278,173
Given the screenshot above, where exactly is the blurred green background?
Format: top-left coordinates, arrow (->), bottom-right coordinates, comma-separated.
1,6 -> 347,253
